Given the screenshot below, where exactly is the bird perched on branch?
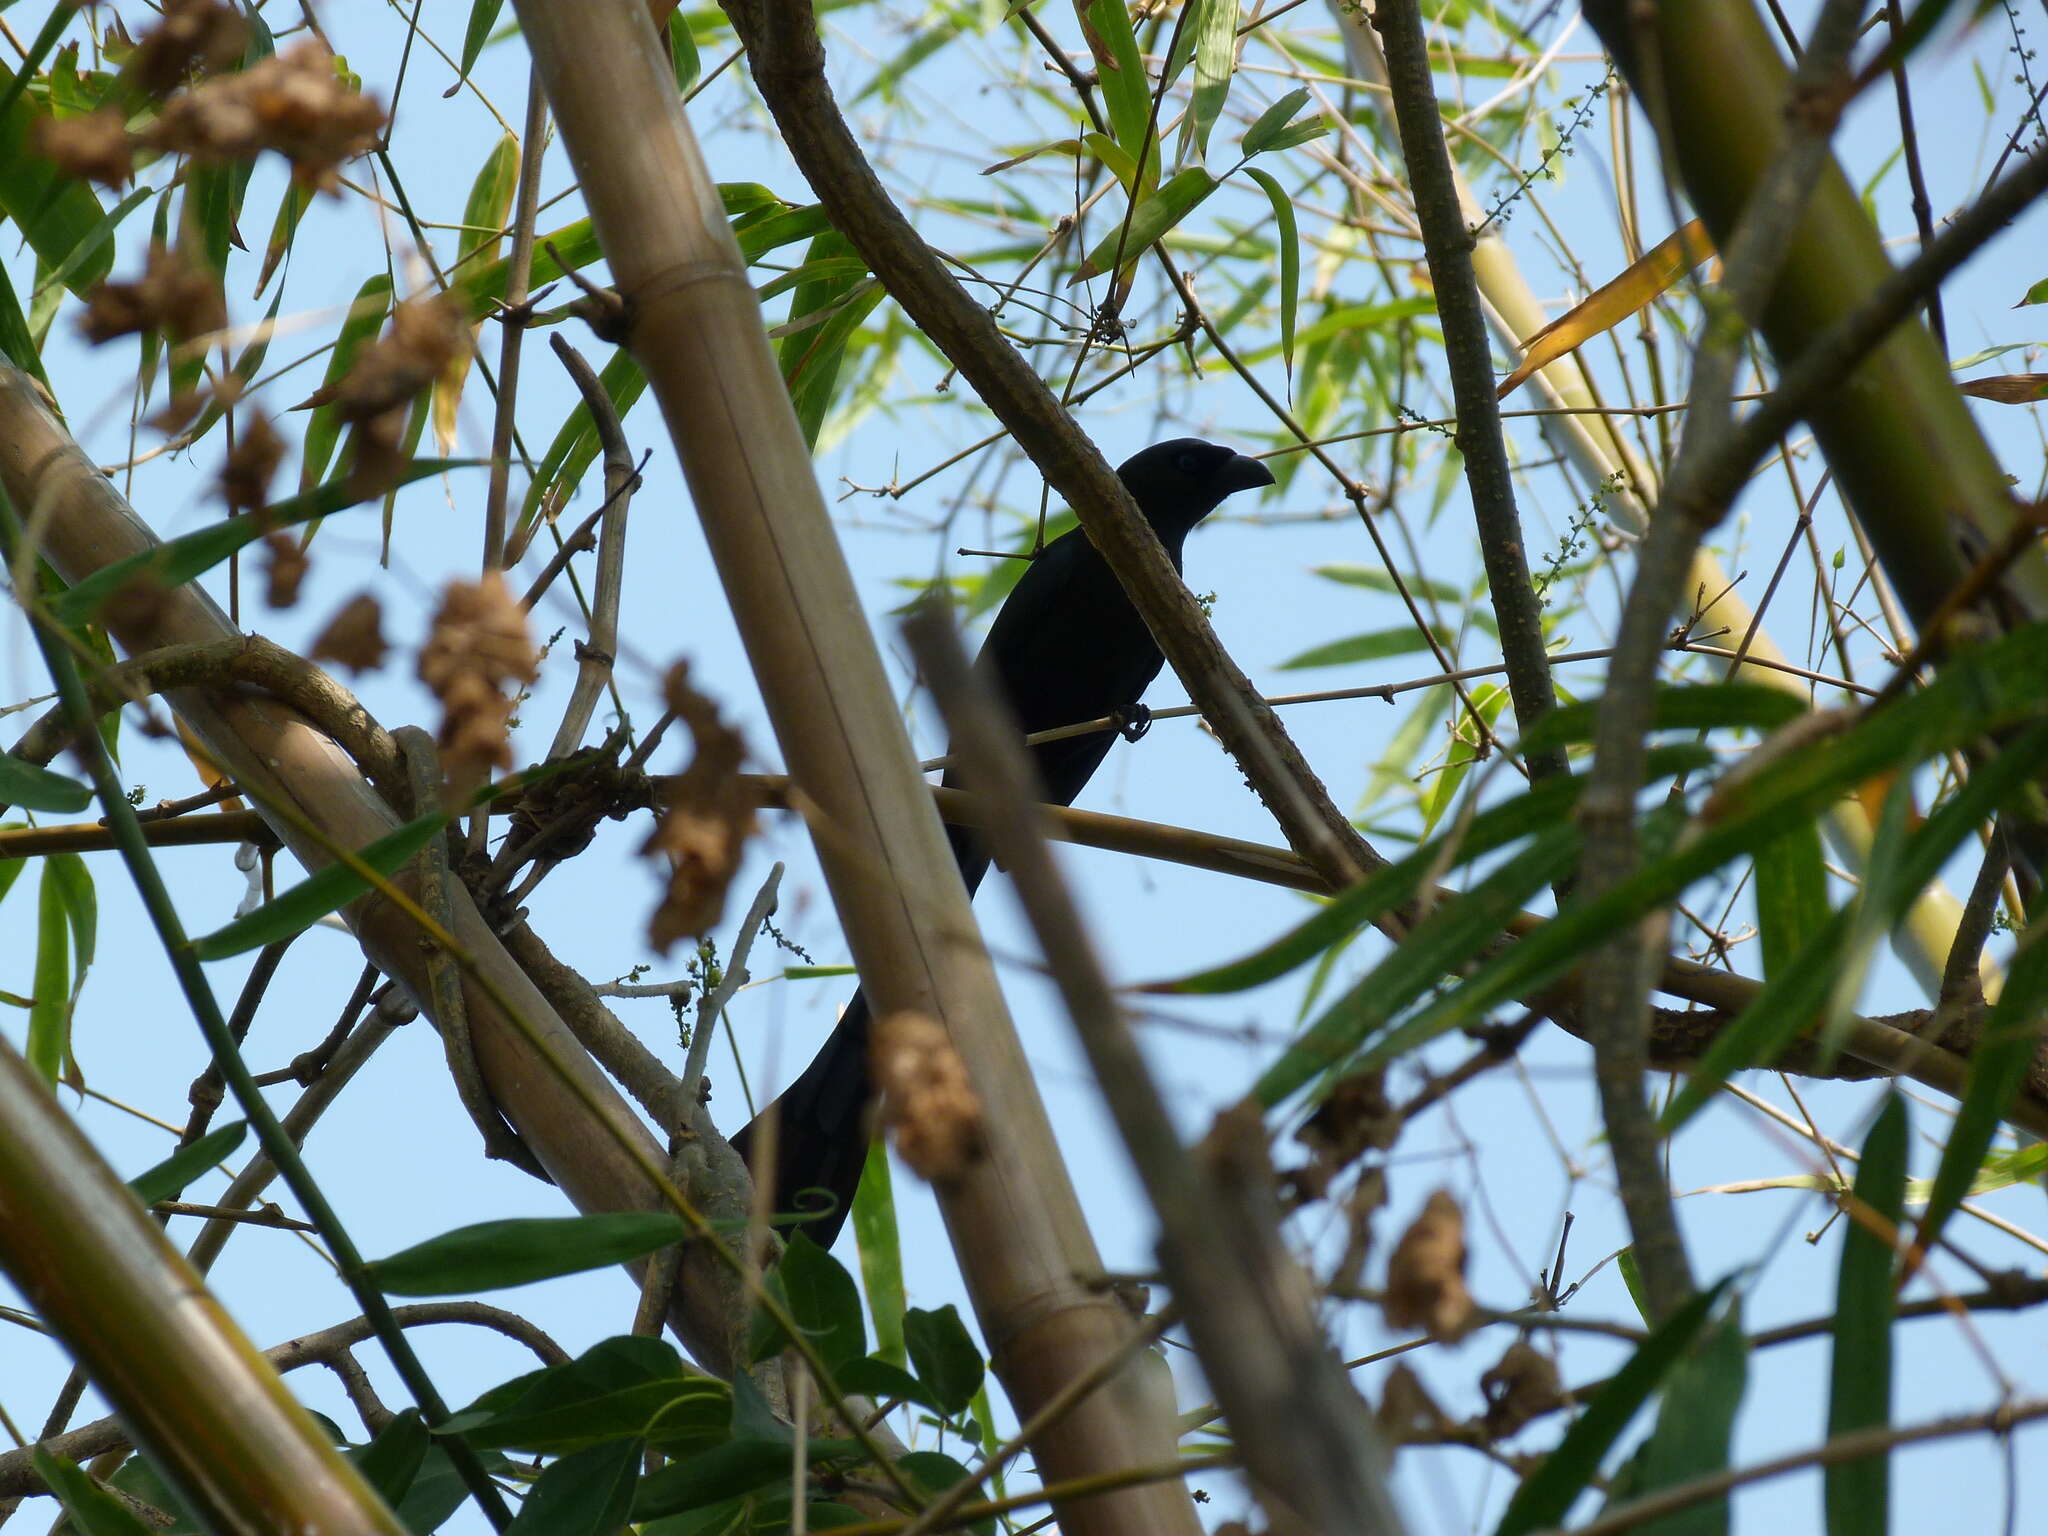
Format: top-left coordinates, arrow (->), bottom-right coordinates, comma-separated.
731,438 -> 1275,1246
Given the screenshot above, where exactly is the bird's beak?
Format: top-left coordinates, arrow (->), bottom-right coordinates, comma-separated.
1222,453 -> 1276,493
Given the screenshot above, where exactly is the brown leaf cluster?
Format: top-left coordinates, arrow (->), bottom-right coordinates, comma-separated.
262,531 -> 307,609
872,1010 -> 984,1181
643,663 -> 754,952
220,410 -> 284,514
138,40 -> 385,192
81,244 -> 225,346
1291,1066 -> 1398,1201
300,295 -> 468,498
122,0 -> 250,98
1376,1363 -> 1453,1447
417,574 -> 537,803
1383,1189 -> 1474,1343
1479,1339 -> 1562,1439
311,594 -> 389,674
33,106 -> 136,189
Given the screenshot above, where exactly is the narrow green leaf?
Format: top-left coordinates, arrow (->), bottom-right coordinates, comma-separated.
1255,820 -> 1582,1103
1521,681 -> 1809,754
505,1437 -> 641,1536
460,0 -> 508,78
1173,0 -> 1241,166
1077,0 -> 1154,180
1393,620 -> 2048,1068
1072,167 -> 1219,282
514,350 -> 647,551
1278,624 -> 1437,670
300,275 -> 393,491
1493,1280 -> 1733,1536
368,1214 -> 687,1297
28,861 -> 71,1084
1607,1306 -> 1748,1536
1155,746 -> 1708,998
1661,720 -> 2048,1134
53,457 -> 474,626
189,811 -> 448,960
667,14 -> 702,94
0,755 -> 91,813
1826,1095 -> 1904,1536
128,1120 -> 246,1206
852,1138 -> 907,1368
1753,820 -> 1829,984
776,231 -> 882,450
0,237 -> 51,390
29,1451 -> 155,1536
1912,919 -> 2048,1266
1239,87 -> 1312,156
1243,166 -> 1297,377
904,1305 -> 983,1416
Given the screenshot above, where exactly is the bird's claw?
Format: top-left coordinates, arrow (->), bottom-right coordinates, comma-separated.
1114,704 -> 1154,743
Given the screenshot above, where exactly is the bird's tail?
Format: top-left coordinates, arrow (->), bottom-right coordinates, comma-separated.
730,818 -> 992,1249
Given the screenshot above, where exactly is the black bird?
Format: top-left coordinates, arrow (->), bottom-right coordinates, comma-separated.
731,439 -> 1274,1246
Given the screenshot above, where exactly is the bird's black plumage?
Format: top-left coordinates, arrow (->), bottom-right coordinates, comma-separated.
730,439 -> 1273,1246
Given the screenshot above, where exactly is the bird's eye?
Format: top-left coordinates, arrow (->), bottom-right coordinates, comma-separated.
1174,451 -> 1200,474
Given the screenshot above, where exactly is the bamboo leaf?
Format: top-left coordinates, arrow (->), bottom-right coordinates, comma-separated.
128,1121 -> 247,1206
1072,167 -> 1219,282
852,1139 -> 907,1368
1493,1280 -> 1733,1536
1243,165 -> 1298,376
1240,87 -> 1313,156
0,755 -> 92,813
368,1214 -> 687,1297
1826,1095 -> 1904,1536
189,811 -> 449,960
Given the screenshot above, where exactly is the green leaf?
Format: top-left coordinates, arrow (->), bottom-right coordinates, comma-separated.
1072,167 -> 1219,282
1493,1279 -> 1733,1536
1660,719 -> 2048,1134
1172,0 -> 1241,166
0,754 -> 91,813
1606,1307 -> 1747,1536
514,349 -> 648,551
852,1138 -> 907,1367
1395,620 -> 2048,1075
1158,745 -> 1706,1001
903,1305 -> 983,1416
0,237 -> 51,390
505,1437 -> 641,1536
47,849 -> 93,983
749,1232 -> 865,1371
460,0 -> 508,78
1826,1095 -> 1904,1536
356,1409 -> 430,1513
28,860 -> 71,1084
368,1213 -> 687,1297
1278,625 -> 1438,670
668,14 -> 702,95
633,1438 -> 861,1522
900,1451 -> 992,1535
29,1451 -> 155,1536
1077,0 -> 1154,181
189,811 -> 449,960
52,456 -> 473,626
128,1121 -> 246,1207
1239,87 -> 1312,156
450,1336 -> 727,1457
1912,915 -> 2048,1268
300,275 -> 393,492
835,1355 -> 926,1406
776,231 -> 882,450
1753,820 -> 1829,985
1255,819 -> 1582,1103
1521,681 -> 1809,753
0,64 -> 113,294
1243,166 -> 1297,377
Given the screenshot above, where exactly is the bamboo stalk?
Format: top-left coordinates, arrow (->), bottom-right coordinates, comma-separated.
507,3 -> 1198,1530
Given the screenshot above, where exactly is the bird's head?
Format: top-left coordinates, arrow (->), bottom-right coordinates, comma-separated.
1115,437 -> 1275,540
